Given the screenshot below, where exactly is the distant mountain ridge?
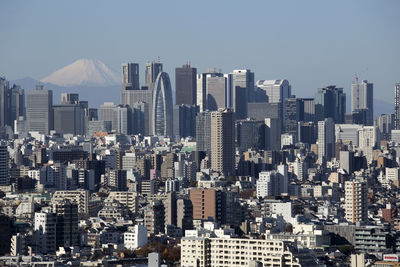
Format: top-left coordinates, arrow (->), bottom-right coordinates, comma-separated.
41,58 -> 120,87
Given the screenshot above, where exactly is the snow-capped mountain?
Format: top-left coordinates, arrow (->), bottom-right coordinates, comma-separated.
41,58 -> 120,86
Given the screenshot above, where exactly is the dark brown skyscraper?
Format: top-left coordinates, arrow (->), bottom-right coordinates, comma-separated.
175,63 -> 197,105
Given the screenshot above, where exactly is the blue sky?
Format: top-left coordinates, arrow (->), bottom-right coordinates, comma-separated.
0,0 -> 399,102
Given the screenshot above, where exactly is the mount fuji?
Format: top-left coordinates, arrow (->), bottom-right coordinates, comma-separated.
41,58 -> 120,87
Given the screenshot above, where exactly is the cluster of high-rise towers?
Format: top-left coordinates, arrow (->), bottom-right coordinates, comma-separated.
2,62 -> 400,176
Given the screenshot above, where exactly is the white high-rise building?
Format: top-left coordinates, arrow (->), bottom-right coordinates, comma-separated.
358,126 -> 379,162
345,180 -> 368,223
256,165 -> 288,198
318,118 -> 335,162
352,80 -> 373,125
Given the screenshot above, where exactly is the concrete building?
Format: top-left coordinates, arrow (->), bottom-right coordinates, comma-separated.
123,225 -> 148,250
335,124 -> 363,147
297,121 -> 316,145
112,105 -> 132,135
358,126 -> 379,162
26,85 -> 53,134
210,108 -> 235,176
52,200 -> 79,248
177,198 -> 193,232
345,180 -> 368,223
352,80 -> 373,125
51,190 -> 89,217
236,119 -> 265,152
34,211 -> 57,254
107,191 -> 138,214
53,104 -> 83,135
144,201 -> 165,235
231,69 -> 254,119
189,188 -> 225,224
376,114 -> 393,141
181,237 -> 303,267
256,165 -> 288,197
100,102 -> 117,124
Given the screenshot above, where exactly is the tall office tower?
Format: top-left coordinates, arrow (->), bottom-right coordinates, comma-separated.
53,200 -> 79,247
265,118 -> 281,151
0,77 -> 10,127
53,101 -> 84,135
26,85 -> 53,134
175,63 -> 197,105
34,211 -> 57,254
395,83 -> 400,130
121,90 -> 153,135
196,69 -> 226,112
9,85 -> 25,128
231,69 -> 254,119
61,93 -> 79,104
248,102 -> 281,121
145,61 -> 163,90
255,79 -> 291,103
173,104 -> 197,138
0,141 -> 9,185
100,102 -> 117,123
352,80 -> 373,125
376,114 -> 394,141
210,108 -> 235,176
176,198 -> 193,231
152,72 -> 173,136
113,105 -> 132,135
314,85 -> 346,123
297,121 -> 316,145
189,188 -> 226,224
131,101 -> 148,135
284,97 -> 301,137
345,179 -> 368,223
236,119 -> 265,152
299,98 -> 315,122
122,63 -> 140,90
318,118 -> 335,162
358,126 -> 379,162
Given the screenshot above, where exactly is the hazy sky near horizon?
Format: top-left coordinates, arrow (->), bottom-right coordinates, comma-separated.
0,0 -> 399,102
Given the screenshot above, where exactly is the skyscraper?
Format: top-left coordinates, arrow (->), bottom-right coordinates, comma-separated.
152,72 -> 173,136
395,83 -> 400,130
100,102 -> 117,124
26,85 -> 53,134
314,85 -> 346,123
352,80 -> 373,125
122,63 -> 140,90
175,64 -> 197,106
145,61 -> 163,90
196,70 -> 226,112
210,108 -> 235,176
284,97 -> 302,137
195,111 -> 211,167
0,77 -> 10,127
231,69 -> 254,119
173,104 -> 197,138
255,79 -> 291,103
9,85 -> 25,128
113,105 -> 132,135
53,104 -> 83,135
265,118 -> 281,151
318,117 -> 335,162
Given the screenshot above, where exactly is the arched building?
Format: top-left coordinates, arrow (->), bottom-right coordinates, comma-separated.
152,72 -> 173,136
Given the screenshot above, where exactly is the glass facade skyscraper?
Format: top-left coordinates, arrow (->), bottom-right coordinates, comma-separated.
152,72 -> 173,136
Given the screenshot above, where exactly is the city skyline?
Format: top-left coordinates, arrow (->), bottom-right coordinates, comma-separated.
0,0 -> 399,103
